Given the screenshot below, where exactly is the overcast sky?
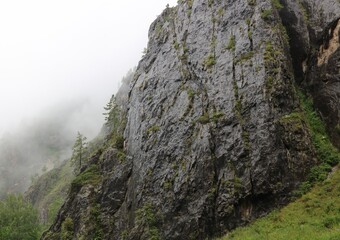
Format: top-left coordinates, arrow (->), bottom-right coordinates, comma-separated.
0,0 -> 177,135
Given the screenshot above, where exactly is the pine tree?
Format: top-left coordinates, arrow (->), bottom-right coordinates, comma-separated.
71,132 -> 87,174
103,94 -> 118,123
0,194 -> 41,239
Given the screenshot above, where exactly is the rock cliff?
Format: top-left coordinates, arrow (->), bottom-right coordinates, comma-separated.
42,0 -> 339,239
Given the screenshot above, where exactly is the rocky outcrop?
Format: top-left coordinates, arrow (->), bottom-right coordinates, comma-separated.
43,0 -> 339,239
279,0 -> 340,148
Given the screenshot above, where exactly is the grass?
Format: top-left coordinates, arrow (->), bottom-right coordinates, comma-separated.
296,90 -> 340,194
147,125 -> 160,135
197,113 -> 210,124
71,165 -> 101,189
220,166 -> 340,240
204,54 -> 216,68
226,35 -> 236,51
28,160 -> 73,230
261,9 -> 272,21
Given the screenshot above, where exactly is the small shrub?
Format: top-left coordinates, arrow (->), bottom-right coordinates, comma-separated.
114,135 -> 125,149
307,163 -> 332,183
248,0 -> 256,6
226,35 -> 236,51
261,9 -> 272,21
323,216 -> 340,228
61,217 -> 74,240
236,51 -> 254,63
173,41 -> 179,50
187,88 -> 195,99
71,165 -> 101,189
204,54 -> 216,68
147,125 -> 160,135
212,111 -> 224,122
217,7 -> 224,17
197,113 -> 210,124
135,203 -> 160,239
271,0 -> 283,9
117,150 -> 126,163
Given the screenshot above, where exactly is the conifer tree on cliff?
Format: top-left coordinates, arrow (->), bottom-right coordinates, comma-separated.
71,132 -> 87,174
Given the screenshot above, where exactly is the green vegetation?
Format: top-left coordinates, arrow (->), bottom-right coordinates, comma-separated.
263,41 -> 283,91
102,93 -> 127,154
114,134 -> 125,149
147,125 -> 160,135
298,1 -> 309,22
0,194 -> 41,240
197,113 -> 210,124
61,217 -> 74,240
220,90 -> 339,239
295,90 -> 340,193
274,23 -> 290,46
271,0 -> 283,9
196,111 -> 224,124
261,9 -> 272,21
173,40 -> 180,50
226,35 -> 236,51
71,164 -> 102,189
218,7 -> 224,17
220,166 -> 340,240
236,51 -> 254,64
71,132 -> 88,173
27,159 -> 73,232
103,94 -> 120,130
279,112 -> 304,129
48,196 -> 64,224
248,0 -> 256,6
136,203 -> 161,240
212,111 -> 224,123
187,88 -> 195,99
204,54 -> 216,68
87,205 -> 104,240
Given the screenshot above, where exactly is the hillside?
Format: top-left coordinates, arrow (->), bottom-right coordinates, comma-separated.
0,100 -> 100,199
38,0 -> 340,239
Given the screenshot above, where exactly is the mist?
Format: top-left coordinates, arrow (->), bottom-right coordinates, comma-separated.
0,0 -> 177,134
0,0 -> 177,196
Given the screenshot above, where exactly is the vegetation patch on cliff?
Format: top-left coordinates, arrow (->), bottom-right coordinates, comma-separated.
220,165 -> 340,240
296,90 -> 340,193
220,89 -> 340,239
71,165 -> 102,190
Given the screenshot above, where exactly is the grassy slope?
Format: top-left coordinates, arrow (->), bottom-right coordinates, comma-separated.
26,160 -> 73,230
221,166 -> 340,240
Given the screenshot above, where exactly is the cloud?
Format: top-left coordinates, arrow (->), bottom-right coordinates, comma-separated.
0,0 -> 177,134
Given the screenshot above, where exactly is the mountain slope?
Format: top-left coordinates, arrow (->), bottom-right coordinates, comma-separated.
25,160 -> 73,227
42,0 -> 339,239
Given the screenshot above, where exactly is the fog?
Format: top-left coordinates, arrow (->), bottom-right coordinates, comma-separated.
0,0 -> 177,134
0,0 -> 177,196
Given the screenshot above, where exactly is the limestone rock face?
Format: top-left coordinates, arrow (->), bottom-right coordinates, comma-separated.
42,0 -> 339,239
279,0 -> 340,148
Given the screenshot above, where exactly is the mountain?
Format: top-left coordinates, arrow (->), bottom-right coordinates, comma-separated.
41,0 -> 339,239
0,99 -> 101,199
